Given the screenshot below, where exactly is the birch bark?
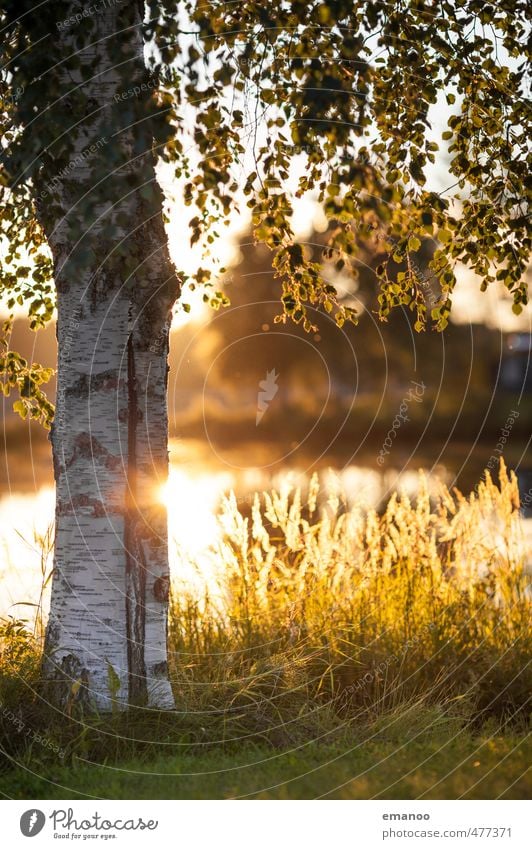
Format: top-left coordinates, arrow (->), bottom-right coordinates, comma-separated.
40,1 -> 178,710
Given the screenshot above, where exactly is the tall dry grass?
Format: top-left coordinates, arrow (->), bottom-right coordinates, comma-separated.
169,461 -> 530,738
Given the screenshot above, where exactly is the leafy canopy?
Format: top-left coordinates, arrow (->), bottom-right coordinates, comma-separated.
0,0 -> 530,423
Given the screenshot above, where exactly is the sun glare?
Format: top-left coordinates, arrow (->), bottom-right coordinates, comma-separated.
159,468 -> 233,557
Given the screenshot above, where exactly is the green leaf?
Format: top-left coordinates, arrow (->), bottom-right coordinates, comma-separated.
13,399 -> 27,419
106,661 -> 121,700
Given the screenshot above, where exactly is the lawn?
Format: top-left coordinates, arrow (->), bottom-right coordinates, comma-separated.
1,720 -> 530,800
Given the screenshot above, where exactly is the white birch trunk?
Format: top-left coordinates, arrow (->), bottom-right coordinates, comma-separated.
40,2 -> 178,710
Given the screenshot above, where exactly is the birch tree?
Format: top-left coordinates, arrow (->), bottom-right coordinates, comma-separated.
0,0 -> 529,710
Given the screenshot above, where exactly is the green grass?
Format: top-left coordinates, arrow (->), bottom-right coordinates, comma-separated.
0,463 -> 530,799
1,728 -> 530,800
1,704 -> 530,799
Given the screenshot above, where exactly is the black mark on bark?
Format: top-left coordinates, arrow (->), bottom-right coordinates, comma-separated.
66,433 -> 120,470
57,494 -> 106,517
153,575 -> 170,603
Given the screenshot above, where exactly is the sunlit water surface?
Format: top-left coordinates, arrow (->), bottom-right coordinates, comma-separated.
1,447 -> 530,627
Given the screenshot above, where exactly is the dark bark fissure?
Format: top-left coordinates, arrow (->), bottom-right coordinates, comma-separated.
125,333 -> 147,705
41,637 -> 92,714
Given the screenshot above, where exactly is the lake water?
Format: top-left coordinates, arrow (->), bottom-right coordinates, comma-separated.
1,436 -> 530,626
